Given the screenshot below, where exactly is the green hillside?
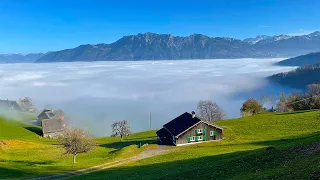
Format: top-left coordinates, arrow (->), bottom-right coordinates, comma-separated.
0,118 -> 158,180
70,111 -> 320,180
0,117 -> 41,141
1,111 -> 320,180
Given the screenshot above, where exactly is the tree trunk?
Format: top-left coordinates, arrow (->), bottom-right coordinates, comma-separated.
73,154 -> 76,164
120,135 -> 123,142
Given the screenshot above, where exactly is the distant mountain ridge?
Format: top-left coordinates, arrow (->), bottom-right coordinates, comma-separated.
276,52 -> 320,66
0,53 -> 44,63
35,31 -> 320,62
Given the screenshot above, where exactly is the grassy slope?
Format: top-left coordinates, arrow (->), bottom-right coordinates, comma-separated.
0,117 -> 157,180
71,111 -> 320,180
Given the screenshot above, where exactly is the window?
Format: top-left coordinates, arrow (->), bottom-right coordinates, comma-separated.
210,131 -> 216,136
197,129 -> 202,133
198,136 -> 202,141
191,136 -> 195,141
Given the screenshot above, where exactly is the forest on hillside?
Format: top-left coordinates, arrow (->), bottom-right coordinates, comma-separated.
268,63 -> 320,89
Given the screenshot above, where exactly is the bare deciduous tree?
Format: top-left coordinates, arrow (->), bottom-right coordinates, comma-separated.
59,127 -> 95,164
197,100 -> 226,122
260,95 -> 270,106
306,84 -> 320,96
111,120 -> 131,142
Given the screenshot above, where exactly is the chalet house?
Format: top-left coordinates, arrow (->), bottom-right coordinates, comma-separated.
42,118 -> 65,138
156,112 -> 223,146
36,109 -> 65,126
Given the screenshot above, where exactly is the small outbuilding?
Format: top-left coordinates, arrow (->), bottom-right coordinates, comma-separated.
42,118 -> 65,138
156,111 -> 223,146
36,109 -> 65,126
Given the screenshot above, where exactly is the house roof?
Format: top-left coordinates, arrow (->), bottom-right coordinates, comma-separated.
42,118 -> 65,134
156,128 -> 171,138
38,109 -> 65,119
163,112 -> 201,137
51,109 -> 64,118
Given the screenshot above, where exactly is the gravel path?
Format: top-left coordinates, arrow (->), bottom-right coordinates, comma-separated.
26,146 -> 170,180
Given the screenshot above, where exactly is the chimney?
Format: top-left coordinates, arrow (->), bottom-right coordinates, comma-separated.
191,111 -> 196,118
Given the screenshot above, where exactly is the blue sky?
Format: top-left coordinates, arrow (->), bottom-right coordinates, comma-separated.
0,0 -> 319,53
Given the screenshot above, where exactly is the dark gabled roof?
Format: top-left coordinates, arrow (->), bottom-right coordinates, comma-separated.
163,112 -> 201,136
156,128 -> 171,138
42,118 -> 65,134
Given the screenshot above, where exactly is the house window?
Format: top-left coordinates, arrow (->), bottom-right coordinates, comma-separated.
191,136 -> 195,141
210,131 -> 216,136
197,129 -> 202,134
198,136 -> 202,141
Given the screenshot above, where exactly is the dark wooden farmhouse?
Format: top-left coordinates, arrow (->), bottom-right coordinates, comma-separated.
156,112 -> 223,146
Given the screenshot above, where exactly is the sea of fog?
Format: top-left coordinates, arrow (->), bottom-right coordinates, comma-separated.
0,58 -> 297,136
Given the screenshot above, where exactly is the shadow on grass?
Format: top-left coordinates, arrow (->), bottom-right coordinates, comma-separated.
0,160 -> 55,166
76,132 -> 320,180
0,167 -> 35,180
24,126 -> 43,136
100,139 -> 157,149
275,110 -> 319,115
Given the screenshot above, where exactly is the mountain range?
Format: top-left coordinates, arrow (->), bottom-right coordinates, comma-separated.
34,31 -> 320,62
1,31 -> 320,63
0,53 -> 44,63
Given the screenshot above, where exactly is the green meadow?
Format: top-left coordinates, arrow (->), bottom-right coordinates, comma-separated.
0,110 -> 319,180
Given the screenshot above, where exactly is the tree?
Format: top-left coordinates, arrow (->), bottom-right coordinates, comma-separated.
197,100 -> 226,122
276,92 -> 292,112
306,84 -> 320,96
259,95 -> 270,106
59,127 -> 95,164
240,98 -> 264,116
111,120 -> 131,142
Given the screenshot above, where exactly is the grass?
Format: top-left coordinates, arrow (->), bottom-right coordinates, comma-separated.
0,111 -> 319,179
69,110 -> 320,180
0,116 -> 158,179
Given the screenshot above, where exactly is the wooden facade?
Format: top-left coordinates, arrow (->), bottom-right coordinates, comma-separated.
175,122 -> 223,145
156,112 -> 223,146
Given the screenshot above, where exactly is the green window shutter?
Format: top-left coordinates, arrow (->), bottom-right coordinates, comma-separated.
203,128 -> 206,134
212,131 -> 216,136
195,136 -> 198,141
203,135 -> 206,141
187,137 -> 191,143
194,129 -> 197,134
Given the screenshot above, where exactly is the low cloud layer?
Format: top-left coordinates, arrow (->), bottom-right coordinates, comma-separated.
0,59 -> 296,136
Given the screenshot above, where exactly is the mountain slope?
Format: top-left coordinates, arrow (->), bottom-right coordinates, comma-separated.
268,63 -> 320,89
35,31 -> 320,62
0,53 -> 44,63
71,111 -> 320,180
277,52 -> 320,66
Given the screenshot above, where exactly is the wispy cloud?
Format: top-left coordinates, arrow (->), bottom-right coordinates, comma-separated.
288,29 -> 319,36
258,25 -> 271,28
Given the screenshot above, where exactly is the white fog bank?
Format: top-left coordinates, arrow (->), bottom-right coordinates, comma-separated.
0,59 -> 296,136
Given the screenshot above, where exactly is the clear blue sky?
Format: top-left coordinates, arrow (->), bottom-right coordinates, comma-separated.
0,0 -> 319,53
